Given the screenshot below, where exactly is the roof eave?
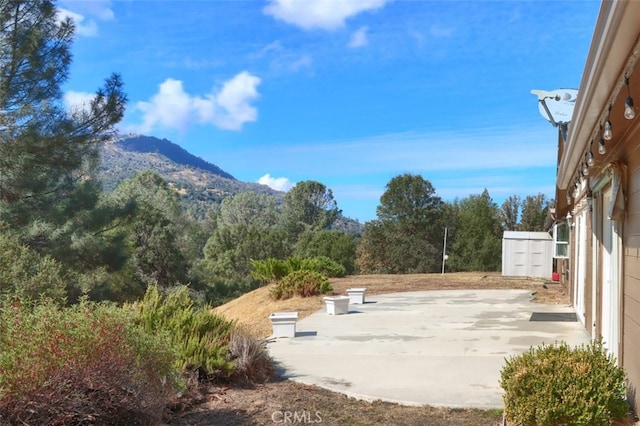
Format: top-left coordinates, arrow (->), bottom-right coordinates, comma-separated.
558,1 -> 639,190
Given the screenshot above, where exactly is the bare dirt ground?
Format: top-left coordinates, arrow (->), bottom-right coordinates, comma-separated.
165,272 -> 584,425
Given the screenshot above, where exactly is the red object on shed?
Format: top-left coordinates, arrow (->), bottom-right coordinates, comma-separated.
552,272 -> 560,282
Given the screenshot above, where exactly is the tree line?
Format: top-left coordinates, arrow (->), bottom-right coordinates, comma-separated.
0,0 -> 552,307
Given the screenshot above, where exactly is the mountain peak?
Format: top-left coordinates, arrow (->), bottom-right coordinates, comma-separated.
114,135 -> 235,180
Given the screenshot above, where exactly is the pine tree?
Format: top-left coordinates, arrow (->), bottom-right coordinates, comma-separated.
0,1 -> 127,298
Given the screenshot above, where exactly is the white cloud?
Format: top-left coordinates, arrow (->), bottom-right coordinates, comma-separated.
64,90 -> 95,113
263,0 -> 390,31
57,1 -> 113,37
134,71 -> 261,133
258,173 -> 294,191
59,0 -> 114,20
348,26 -> 368,48
57,8 -> 98,37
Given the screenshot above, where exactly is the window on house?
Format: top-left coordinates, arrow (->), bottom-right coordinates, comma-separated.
553,222 -> 569,258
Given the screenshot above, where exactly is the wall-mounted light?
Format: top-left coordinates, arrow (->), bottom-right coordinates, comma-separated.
603,104 -> 613,139
566,212 -> 574,229
625,76 -> 636,120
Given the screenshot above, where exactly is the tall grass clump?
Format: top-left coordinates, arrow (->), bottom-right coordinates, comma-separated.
500,340 -> 628,426
0,299 -> 178,425
228,331 -> 275,383
132,285 -> 237,380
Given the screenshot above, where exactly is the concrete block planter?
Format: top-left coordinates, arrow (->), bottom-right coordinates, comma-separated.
347,287 -> 366,304
323,296 -> 350,315
269,311 -> 298,338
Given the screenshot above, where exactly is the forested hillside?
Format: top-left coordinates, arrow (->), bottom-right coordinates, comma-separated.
98,135 -> 364,234
98,135 -> 284,219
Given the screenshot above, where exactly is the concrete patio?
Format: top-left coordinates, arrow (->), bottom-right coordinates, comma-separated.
266,289 -> 590,409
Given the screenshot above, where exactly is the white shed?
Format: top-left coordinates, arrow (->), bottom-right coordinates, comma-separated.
502,231 -> 553,278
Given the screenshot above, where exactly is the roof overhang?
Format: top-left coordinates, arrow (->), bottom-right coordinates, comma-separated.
558,1 -> 640,190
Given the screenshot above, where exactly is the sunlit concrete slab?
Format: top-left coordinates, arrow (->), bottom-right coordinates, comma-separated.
267,289 -> 590,409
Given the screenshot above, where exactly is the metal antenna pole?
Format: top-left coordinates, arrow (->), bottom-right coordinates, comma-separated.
441,227 -> 448,274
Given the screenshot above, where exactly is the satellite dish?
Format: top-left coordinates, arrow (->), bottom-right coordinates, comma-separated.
531,88 -> 578,125
531,88 -> 578,142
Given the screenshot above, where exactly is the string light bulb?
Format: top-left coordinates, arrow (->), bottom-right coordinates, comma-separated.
598,137 -> 606,155
603,120 -> 613,140
586,143 -> 595,166
625,77 -> 636,120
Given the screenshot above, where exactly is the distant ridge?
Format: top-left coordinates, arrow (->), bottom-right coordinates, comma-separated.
99,134 -> 364,233
114,135 -> 235,180
99,134 -> 282,219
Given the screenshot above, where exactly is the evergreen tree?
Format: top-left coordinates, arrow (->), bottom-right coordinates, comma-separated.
109,171 -> 188,293
295,230 -> 358,274
0,1 -> 127,299
195,191 -> 290,302
357,174 -> 444,274
500,195 -> 521,231
449,189 -> 503,272
519,193 -> 550,232
282,180 -> 340,240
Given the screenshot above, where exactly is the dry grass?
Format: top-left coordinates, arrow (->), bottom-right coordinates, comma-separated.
169,379 -> 505,426
214,272 -> 568,339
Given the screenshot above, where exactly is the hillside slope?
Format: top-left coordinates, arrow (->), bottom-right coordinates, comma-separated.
98,135 -> 283,219
98,135 -> 364,232
115,135 -> 235,180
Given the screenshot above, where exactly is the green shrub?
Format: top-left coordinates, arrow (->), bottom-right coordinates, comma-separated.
250,258 -> 289,284
0,233 -> 67,304
295,230 -> 358,274
270,270 -> 333,300
132,285 -> 237,380
252,255 -> 345,286
0,299 -> 177,425
300,256 -> 346,278
500,340 -> 628,425
284,255 -> 304,272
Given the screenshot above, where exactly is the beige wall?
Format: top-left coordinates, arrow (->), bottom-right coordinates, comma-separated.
623,131 -> 640,411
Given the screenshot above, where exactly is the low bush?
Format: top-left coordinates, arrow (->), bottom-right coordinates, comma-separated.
132,285 -> 237,380
0,299 -> 178,425
500,340 -> 628,426
270,270 -> 333,300
299,256 -> 346,278
250,258 -> 289,284
252,255 -> 345,287
0,233 -> 67,304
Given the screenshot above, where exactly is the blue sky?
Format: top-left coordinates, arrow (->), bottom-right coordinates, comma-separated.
58,0 -> 601,223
